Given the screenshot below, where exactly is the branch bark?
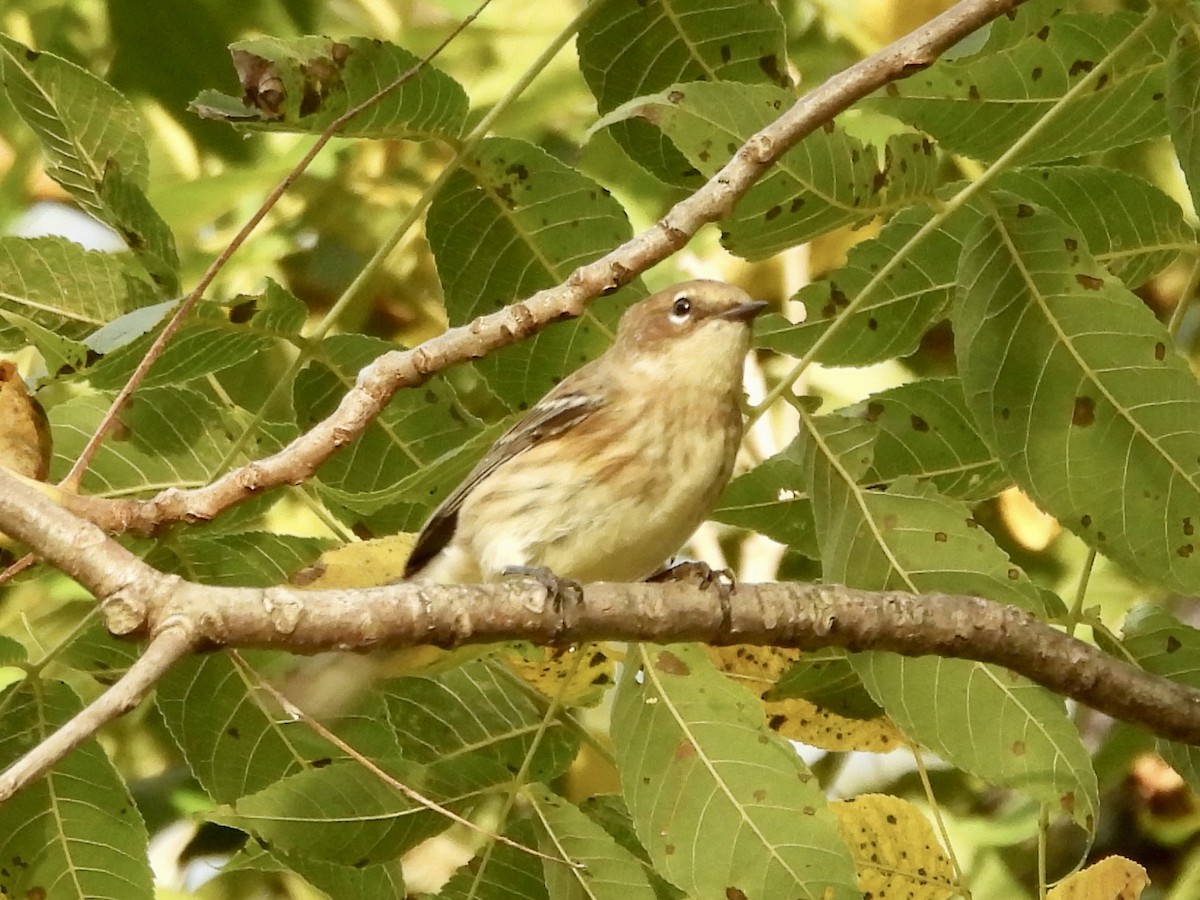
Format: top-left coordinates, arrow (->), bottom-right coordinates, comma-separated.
60,0 -> 1026,535
1,463 -> 1198,806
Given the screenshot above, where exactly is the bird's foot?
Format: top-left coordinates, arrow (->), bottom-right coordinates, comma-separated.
648,560 -> 736,632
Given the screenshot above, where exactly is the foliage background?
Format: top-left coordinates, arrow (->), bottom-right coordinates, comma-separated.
2,0 -> 1200,898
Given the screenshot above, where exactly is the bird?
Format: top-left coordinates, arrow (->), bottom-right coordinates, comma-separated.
403,279 -> 767,585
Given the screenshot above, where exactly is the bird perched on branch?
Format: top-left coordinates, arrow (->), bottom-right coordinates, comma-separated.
404,280 -> 767,585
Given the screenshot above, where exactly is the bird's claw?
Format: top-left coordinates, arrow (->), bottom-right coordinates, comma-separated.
649,560 -> 736,632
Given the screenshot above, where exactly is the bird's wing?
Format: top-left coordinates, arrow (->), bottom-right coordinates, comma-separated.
403,386 -> 606,578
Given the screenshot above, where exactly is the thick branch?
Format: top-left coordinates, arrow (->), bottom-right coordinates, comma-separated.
63,0 -> 1026,535
1,463 -> 1198,810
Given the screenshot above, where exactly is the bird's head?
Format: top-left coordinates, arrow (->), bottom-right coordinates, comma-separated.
612,280 -> 767,388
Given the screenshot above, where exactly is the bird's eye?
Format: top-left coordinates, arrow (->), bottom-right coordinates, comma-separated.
670,296 -> 692,323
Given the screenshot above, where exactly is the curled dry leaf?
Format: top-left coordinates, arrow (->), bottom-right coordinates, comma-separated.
0,361 -> 51,481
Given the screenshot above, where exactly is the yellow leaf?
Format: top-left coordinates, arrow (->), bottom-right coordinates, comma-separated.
832,794 -> 957,900
504,642 -> 617,707
707,645 -> 904,752
1047,856 -> 1150,900
292,533 -> 416,588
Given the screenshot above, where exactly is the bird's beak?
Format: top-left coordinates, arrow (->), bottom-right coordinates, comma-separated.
719,300 -> 769,323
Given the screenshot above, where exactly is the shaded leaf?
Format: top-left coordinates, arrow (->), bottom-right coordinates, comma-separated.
0,34 -> 148,215
158,652 -> 309,803
0,679 -> 153,900
0,236 -> 157,347
838,378 -> 1010,502
295,334 -> 488,520
1121,605 -> 1200,794
759,203 -> 976,366
993,167 -> 1192,288
799,415 -> 1095,833
1169,16 -> 1200,215
529,785 -> 659,900
439,817 -> 548,900
578,0 -> 788,186
217,757 -> 492,865
343,660 -> 579,783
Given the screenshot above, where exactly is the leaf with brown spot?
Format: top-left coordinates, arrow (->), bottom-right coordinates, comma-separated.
956,202 -> 1200,592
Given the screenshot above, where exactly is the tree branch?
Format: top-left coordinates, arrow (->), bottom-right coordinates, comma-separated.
2,457 -> 1199,806
60,0 -> 1027,535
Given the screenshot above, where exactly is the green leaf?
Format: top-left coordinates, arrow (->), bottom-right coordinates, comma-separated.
993,167 -> 1192,288
1168,15 -> 1200,214
856,653 -> 1097,830
1122,605 -> 1200,792
577,0 -> 788,186
0,309 -> 88,374
58,622 -> 140,685
599,82 -> 940,259
529,785 -> 660,900
426,136 -> 643,408
761,203 -> 976,366
191,35 -> 468,140
344,660 -> 579,783
838,378 -> 1010,502
48,386 -> 250,496
0,34 -> 149,215
439,817 -> 548,900
97,159 -> 180,295
88,283 -> 304,388
770,649 -> 885,722
867,11 -> 1172,164
0,236 -> 157,347
712,436 -> 818,556
578,795 -> 684,900
270,850 -> 404,900
803,417 -> 1049,613
157,652 -> 309,803
799,415 -> 1094,832
578,0 -> 789,112
147,531 -> 330,587
295,334 -> 489,515
218,757 -> 482,865
954,202 -> 1200,593
612,643 -> 860,900
0,679 -> 153,900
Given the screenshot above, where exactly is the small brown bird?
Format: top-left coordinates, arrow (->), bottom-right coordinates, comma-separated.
404,280 -> 767,584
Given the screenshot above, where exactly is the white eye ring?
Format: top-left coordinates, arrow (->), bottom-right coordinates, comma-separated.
669,295 -> 692,323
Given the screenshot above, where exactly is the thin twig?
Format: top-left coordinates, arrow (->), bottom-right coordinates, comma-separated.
247,666 -> 574,866
58,0 -> 496,492
0,625 -> 196,801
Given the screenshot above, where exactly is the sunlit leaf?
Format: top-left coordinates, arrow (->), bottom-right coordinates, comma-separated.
954,201 -> 1200,592
868,11 -> 1172,164
612,643 -> 860,900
